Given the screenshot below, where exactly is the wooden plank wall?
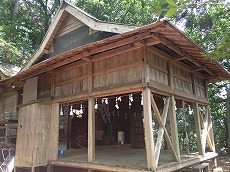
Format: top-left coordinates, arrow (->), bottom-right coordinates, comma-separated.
33,102 -> 51,166
54,64 -> 88,97
93,48 -> 142,89
55,14 -> 84,38
172,64 -> 193,94
4,92 -> 17,113
15,100 -> 52,167
38,73 -> 51,99
147,50 -> 168,85
194,75 -> 206,98
16,103 -> 37,167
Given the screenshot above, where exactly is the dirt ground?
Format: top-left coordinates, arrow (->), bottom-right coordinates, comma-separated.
214,155 -> 230,172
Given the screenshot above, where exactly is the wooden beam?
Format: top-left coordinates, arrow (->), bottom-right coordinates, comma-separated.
88,97 -> 95,162
155,97 -> 170,168
144,37 -> 161,46
201,106 -> 209,154
92,43 -> 141,62
152,33 -> 202,68
82,57 -> 92,61
150,93 -> 179,162
93,61 -> 141,77
172,56 -> 186,62
169,95 -> 181,162
149,81 -> 210,105
200,106 -> 215,152
142,88 -> 156,171
152,33 -> 217,77
193,102 -> 204,156
43,49 -> 49,54
207,105 -> 216,152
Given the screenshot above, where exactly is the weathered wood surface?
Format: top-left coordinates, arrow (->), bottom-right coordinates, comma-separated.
55,13 -> 84,38
54,64 -> 88,97
142,88 -> 155,171
23,77 -> 38,104
93,48 -> 142,89
38,73 -> 51,99
15,99 -> 55,167
3,92 -> 17,113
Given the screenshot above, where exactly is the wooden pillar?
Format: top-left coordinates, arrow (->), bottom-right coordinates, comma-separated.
193,102 -> 204,156
47,165 -> 53,172
142,87 -> 155,171
88,97 -> 95,162
31,167 -> 35,172
169,95 -> 181,162
48,103 -> 59,160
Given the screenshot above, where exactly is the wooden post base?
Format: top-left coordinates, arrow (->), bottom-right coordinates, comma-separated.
193,163 -> 210,172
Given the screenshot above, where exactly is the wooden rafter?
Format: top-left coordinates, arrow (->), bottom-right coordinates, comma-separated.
151,33 -> 217,77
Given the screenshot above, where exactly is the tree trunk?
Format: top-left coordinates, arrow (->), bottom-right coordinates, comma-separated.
13,0 -> 20,15
226,86 -> 230,149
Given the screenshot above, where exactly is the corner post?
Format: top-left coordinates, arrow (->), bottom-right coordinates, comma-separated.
142,87 -> 156,171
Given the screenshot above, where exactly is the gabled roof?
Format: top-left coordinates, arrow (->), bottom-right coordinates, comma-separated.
22,1 -> 138,71
1,20 -> 229,87
0,62 -> 20,80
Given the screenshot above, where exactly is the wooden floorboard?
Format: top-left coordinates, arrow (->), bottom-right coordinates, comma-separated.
49,145 -> 217,172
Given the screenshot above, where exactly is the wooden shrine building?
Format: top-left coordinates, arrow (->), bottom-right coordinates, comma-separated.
0,1 -> 230,172
0,62 -> 20,146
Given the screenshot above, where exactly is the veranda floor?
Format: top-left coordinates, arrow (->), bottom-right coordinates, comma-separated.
50,145 -> 217,172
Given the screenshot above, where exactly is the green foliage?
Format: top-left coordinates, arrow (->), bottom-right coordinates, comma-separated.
74,0 -> 178,25
176,107 -> 198,151
0,38 -> 22,65
175,0 -> 230,60
0,0 -> 61,66
208,82 -> 229,148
